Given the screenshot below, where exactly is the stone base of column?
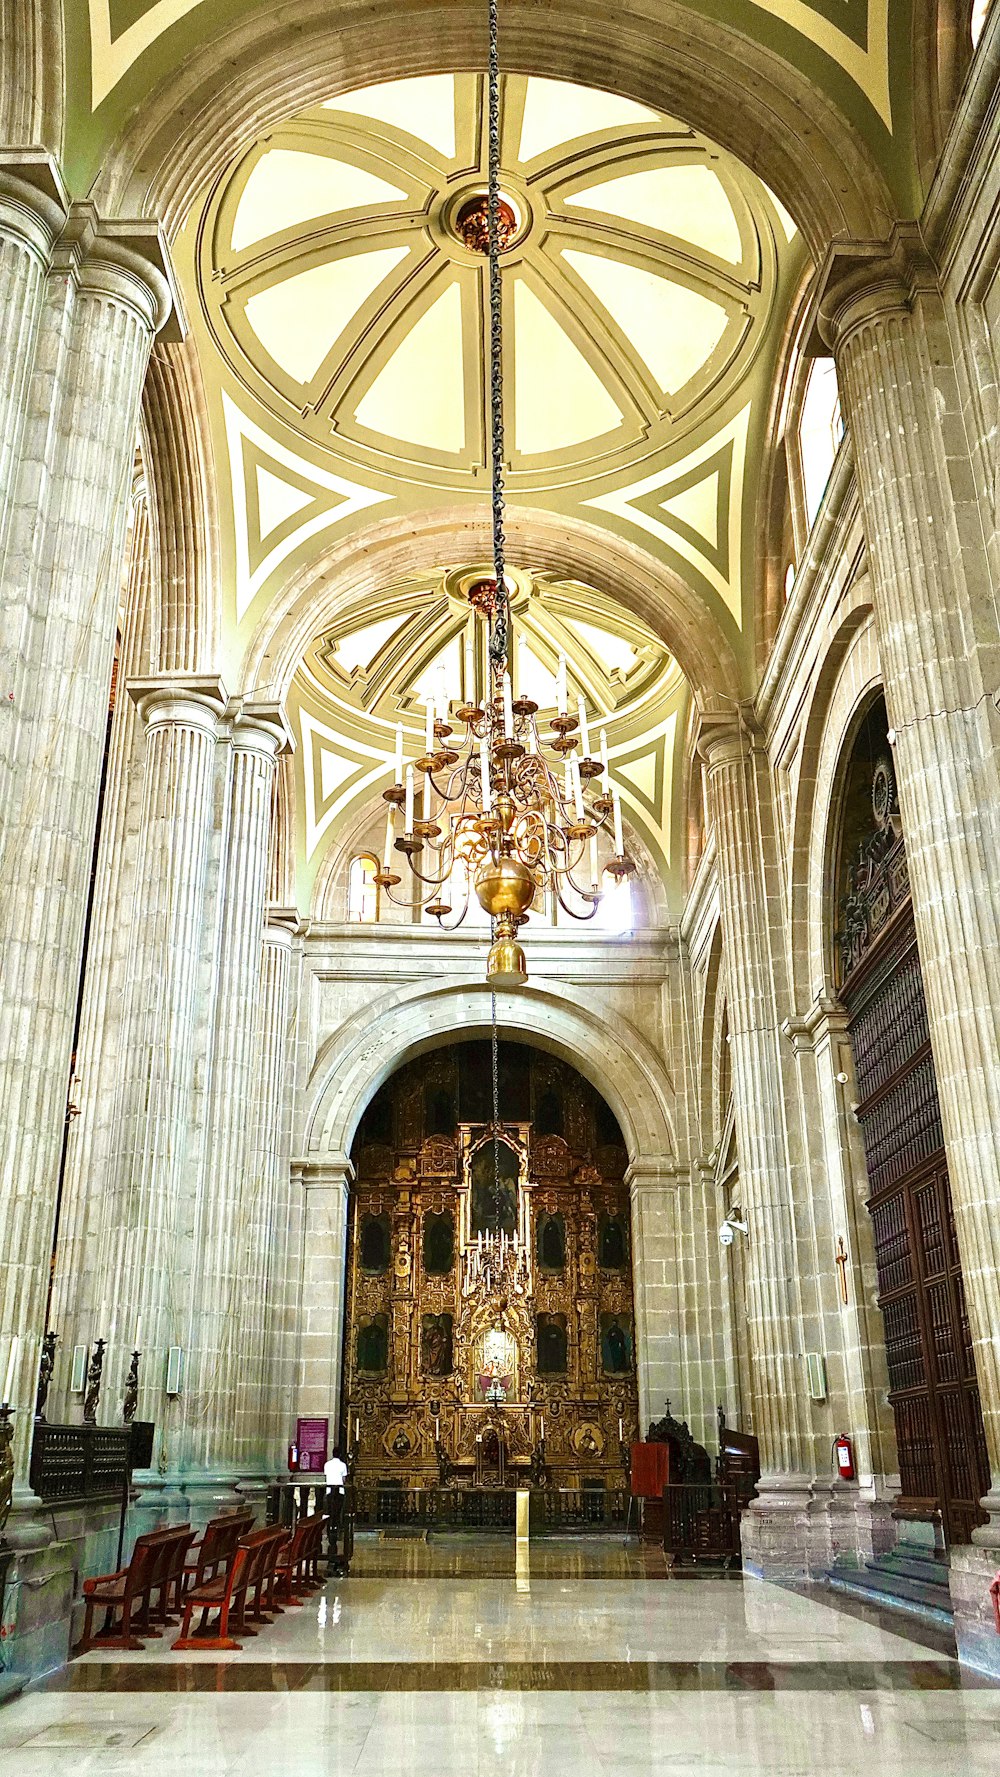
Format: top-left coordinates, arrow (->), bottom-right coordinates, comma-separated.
948,1541 -> 1000,1679
740,1478 -> 897,1578
2,1496 -> 120,1682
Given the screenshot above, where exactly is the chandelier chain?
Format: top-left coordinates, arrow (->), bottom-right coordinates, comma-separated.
491,985 -> 501,1234
486,0 -> 509,681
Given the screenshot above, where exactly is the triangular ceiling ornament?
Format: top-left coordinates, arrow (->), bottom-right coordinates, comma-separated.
584,404 -> 751,626
223,392 -> 391,622
299,708 -> 397,860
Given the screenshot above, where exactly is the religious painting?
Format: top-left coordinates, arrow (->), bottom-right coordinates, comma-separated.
475,1326 -> 516,1401
359,1211 -> 390,1274
537,1312 -> 568,1374
600,1312 -> 633,1375
470,1139 -> 518,1236
356,1313 -> 389,1373
423,1209 -> 455,1275
536,1212 -> 565,1273
421,1312 -> 454,1376
598,1212 -> 628,1270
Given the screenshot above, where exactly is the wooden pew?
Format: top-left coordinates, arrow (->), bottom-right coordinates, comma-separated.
76,1534 -> 160,1653
275,1513 -> 327,1606
171,1545 -> 250,1652
139,1526 -> 196,1632
183,1512 -> 251,1596
233,1526 -> 290,1635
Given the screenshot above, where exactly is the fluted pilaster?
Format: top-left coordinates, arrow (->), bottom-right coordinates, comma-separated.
820,231 -> 1000,1518
232,917 -> 297,1468
182,711 -> 286,1472
46,479 -> 156,1422
0,155 -> 66,562
297,1162 -> 353,1431
0,220 -> 174,1481
700,727 -> 812,1486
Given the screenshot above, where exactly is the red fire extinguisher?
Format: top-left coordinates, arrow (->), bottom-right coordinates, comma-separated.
834,1434 -> 855,1481
288,1442 -> 300,1473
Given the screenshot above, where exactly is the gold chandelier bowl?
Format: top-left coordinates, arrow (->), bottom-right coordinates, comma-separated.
474,853 -> 536,920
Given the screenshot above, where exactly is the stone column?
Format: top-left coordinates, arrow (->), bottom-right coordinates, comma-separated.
94,679 -> 227,1440
0,153 -> 66,562
181,708 -> 287,1480
297,1160 -> 354,1434
700,724 -> 816,1570
818,231 -> 1000,1665
0,213 -> 174,1487
45,476 -> 157,1423
626,1160 -> 682,1431
232,915 -> 296,1471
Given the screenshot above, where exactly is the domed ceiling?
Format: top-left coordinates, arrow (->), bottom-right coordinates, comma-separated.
291,563 -> 690,903
174,70 -> 805,659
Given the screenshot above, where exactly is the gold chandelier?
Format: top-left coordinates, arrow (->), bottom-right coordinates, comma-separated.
374,0 -> 634,986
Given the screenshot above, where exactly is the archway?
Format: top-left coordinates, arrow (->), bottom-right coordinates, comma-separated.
340,1035 -> 640,1507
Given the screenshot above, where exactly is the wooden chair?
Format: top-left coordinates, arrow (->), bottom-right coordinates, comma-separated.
76,1535 -> 160,1653
275,1514 -> 327,1606
171,1545 -> 250,1652
182,1514 -> 247,1596
233,1526 -> 289,1635
135,1527 -> 195,1632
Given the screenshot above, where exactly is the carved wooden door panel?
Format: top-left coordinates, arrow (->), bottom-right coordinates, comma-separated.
845,906 -> 989,1546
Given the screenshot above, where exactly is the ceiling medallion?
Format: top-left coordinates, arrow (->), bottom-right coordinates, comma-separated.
454,192 -> 518,254
374,0 -> 635,988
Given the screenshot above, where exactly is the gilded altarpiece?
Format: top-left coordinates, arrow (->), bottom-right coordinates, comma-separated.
342,1041 -> 639,1489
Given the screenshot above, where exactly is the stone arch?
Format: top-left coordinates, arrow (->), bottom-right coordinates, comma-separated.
242,500 -> 742,716
300,977 -> 676,1164
96,1 -> 896,258
786,592 -> 882,1008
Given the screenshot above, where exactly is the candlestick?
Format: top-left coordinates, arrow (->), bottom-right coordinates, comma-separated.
618,1416 -> 624,1441
539,1415 -> 544,1440
404,764 -> 414,834
354,1416 -> 360,1443
518,634 -> 528,697
436,663 -> 448,721
395,723 -> 404,785
557,653 -> 568,716
425,700 -> 434,754
465,616 -> 476,704
577,696 -> 591,756
435,1417 -> 440,1439
572,760 -> 584,821
600,728 -> 609,777
590,832 -> 599,889
383,805 -> 394,868
613,786 -> 624,856
503,672 -> 514,739
422,767 -> 431,821
480,737 -> 492,813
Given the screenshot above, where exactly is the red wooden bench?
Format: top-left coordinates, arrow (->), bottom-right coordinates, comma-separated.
236,1526 -> 290,1633
137,1527 -> 196,1632
183,1512 -> 251,1596
76,1534 -> 160,1653
275,1513 -> 327,1606
171,1544 -> 250,1652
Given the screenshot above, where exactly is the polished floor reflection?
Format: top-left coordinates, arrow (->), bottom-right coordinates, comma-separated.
2,1535 -> 997,1774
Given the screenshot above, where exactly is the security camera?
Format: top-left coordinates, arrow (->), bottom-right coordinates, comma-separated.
719,1206 -> 749,1247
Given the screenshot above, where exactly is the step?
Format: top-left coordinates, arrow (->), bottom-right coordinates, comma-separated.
871,1552 -> 950,1589
828,1563 -> 954,1626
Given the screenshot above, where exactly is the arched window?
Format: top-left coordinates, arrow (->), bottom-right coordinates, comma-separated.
799,357 -> 844,528
347,853 -> 380,922
597,866 -> 634,934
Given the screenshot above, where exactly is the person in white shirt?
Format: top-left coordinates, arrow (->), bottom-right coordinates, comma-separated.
323,1448 -> 348,1490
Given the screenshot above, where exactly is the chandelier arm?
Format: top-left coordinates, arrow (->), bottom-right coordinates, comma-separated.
554,883 -> 602,919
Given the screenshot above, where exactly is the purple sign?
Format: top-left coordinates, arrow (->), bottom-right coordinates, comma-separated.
296,1416 -> 329,1473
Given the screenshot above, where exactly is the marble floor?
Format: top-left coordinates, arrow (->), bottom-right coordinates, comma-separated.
1,1535 -> 998,1775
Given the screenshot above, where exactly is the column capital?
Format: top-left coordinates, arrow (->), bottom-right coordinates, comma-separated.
230,699 -> 294,760
127,672 -> 229,736
810,222 -> 939,355
53,206 -> 182,340
299,1157 -> 355,1193
266,902 -> 305,939
694,711 -> 760,775
0,149 -> 69,256
625,1157 -> 681,1195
